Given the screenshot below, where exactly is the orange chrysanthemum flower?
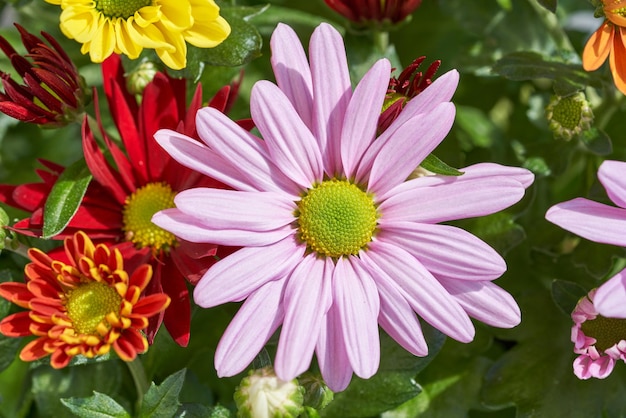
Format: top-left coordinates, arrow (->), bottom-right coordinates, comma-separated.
582,0 -> 626,94
0,231 -> 170,368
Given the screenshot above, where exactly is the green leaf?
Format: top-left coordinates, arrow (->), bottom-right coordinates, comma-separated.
321,326 -> 446,417
492,51 -> 598,90
420,154 -> 464,176
32,360 -> 132,417
536,0 -> 557,13
551,280 -> 587,316
42,158 -> 92,239
140,369 -> 186,418
580,128 -> 612,156
176,403 -> 232,418
61,392 -> 131,418
457,212 -> 527,255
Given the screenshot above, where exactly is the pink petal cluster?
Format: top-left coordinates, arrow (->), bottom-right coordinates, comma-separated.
571,290 -> 626,379
546,160 -> 626,319
152,23 -> 533,391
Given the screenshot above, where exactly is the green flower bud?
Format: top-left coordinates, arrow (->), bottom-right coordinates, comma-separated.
545,92 -> 594,141
234,367 -> 305,418
126,60 -> 159,96
0,208 -> 9,251
298,372 -> 334,411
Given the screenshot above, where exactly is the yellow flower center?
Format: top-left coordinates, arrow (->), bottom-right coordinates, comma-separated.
95,0 -> 152,19
581,314 -> 626,351
122,182 -> 177,251
65,282 -> 122,335
296,179 -> 378,258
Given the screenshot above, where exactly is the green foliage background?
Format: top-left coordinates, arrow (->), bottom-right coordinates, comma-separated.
2,0 -> 626,417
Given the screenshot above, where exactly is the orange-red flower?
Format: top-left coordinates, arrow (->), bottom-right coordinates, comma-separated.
0,231 -> 170,368
583,1 -> 626,94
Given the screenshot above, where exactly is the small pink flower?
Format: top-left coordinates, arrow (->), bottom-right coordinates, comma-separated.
546,160 -> 626,318
571,289 -> 626,379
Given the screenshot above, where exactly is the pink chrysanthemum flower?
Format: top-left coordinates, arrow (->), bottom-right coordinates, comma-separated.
152,23 -> 533,391
546,160 -> 626,318
571,289 -> 626,379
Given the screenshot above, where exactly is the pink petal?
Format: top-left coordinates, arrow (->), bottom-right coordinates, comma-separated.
378,162 -> 534,202
270,23 -> 314,130
361,240 -> 475,342
152,208 -> 293,246
367,102 -> 455,195
275,255 -> 332,381
573,354 -> 615,379
373,267 -> 428,356
193,235 -> 305,307
389,69 -> 459,127
439,279 -> 521,328
598,160 -> 626,209
215,279 -> 286,377
333,258 -> 380,378
310,23 -> 352,175
154,129 -> 257,192
174,188 -> 295,231
251,81 -> 324,188
316,303 -> 354,392
380,176 -> 525,223
545,198 -> 626,247
194,108 -> 301,195
594,269 -> 626,318
378,222 -> 506,281
340,59 -> 391,179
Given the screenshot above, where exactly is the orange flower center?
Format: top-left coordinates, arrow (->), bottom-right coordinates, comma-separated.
122,182 -> 177,251
65,282 -> 122,335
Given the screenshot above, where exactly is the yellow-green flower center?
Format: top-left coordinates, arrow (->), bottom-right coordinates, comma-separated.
95,0 -> 152,19
581,314 -> 626,351
65,282 -> 122,335
296,179 -> 378,258
551,96 -> 582,130
122,182 -> 177,251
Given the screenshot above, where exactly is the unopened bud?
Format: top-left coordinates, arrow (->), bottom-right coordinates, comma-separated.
545,92 -> 593,141
234,366 -> 305,418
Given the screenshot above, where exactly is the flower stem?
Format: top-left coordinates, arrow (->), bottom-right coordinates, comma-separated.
373,30 -> 389,54
529,0 -> 575,52
3,236 -> 30,259
127,357 -> 150,413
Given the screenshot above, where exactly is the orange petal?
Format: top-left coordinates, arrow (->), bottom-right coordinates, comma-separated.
129,264 -> 153,292
0,312 -> 34,337
583,21 -> 613,71
0,282 -> 33,308
29,297 -> 64,316
609,27 -> 626,95
114,329 -> 147,361
20,337 -> 52,362
132,294 -> 171,317
50,348 -> 73,368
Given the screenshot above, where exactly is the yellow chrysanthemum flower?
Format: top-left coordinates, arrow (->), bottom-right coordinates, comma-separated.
45,0 -> 230,70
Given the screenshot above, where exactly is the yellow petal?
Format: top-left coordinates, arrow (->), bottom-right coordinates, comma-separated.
184,15 -> 230,48
127,20 -> 175,50
88,19 -> 117,63
582,21 -> 613,71
115,19 -> 144,58
158,0 -> 193,31
155,28 -> 187,69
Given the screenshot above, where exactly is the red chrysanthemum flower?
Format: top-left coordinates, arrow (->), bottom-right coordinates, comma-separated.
0,23 -> 88,126
323,0 -> 422,26
378,56 -> 441,133
0,231 -> 170,368
0,54 -> 246,346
